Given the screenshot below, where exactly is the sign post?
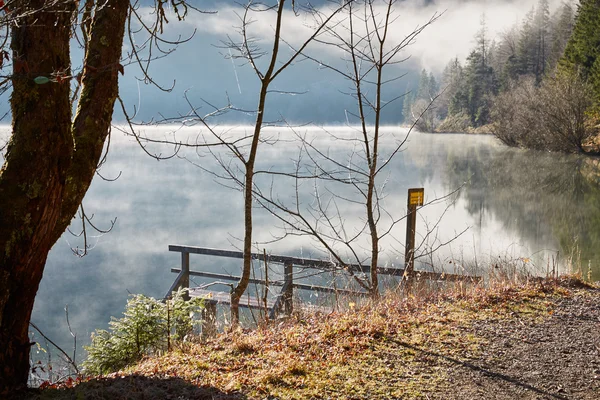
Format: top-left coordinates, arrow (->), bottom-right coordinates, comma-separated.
405,188 -> 424,288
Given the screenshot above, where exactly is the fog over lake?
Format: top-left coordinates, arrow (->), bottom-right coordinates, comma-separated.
3,126 -> 598,362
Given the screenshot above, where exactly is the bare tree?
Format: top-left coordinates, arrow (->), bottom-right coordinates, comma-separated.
491,77 -> 541,148
150,0 -> 352,325
248,0 -> 443,297
537,69 -> 599,153
491,69 -> 599,153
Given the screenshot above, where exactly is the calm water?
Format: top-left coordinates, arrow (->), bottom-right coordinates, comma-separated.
2,126 -> 599,362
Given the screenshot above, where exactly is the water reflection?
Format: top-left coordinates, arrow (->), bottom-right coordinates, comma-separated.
2,127 -> 595,363
445,143 -> 600,279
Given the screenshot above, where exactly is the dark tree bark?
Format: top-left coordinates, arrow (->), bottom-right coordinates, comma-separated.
0,1 -> 128,394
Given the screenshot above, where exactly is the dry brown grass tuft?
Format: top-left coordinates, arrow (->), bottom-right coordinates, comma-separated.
30,275 -> 598,400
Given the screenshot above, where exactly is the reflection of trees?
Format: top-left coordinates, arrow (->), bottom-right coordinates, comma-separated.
445,146 -> 600,279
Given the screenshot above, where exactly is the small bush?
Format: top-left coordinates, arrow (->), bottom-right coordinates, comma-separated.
83,288 -> 204,375
491,71 -> 599,153
436,111 -> 472,133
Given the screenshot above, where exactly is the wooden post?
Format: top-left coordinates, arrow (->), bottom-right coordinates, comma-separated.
201,302 -> 217,338
182,252 -> 190,301
283,262 -> 293,315
405,188 -> 424,288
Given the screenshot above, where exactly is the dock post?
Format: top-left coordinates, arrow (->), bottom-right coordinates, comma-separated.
201,302 -> 217,338
182,252 -> 190,301
404,188 -> 424,292
284,262 -> 293,315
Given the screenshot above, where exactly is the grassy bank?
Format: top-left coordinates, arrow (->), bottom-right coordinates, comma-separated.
26,275 -> 599,399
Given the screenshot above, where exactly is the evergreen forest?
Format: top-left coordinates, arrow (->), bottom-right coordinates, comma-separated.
404,0 -> 600,154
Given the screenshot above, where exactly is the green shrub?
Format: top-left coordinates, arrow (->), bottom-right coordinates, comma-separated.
83,288 -> 204,375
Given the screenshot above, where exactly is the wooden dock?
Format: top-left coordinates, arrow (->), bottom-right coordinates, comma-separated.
188,288 -> 276,310
165,245 -> 482,335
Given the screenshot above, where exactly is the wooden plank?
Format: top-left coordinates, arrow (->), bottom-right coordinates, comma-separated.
169,245 -> 481,283
302,303 -> 334,314
414,270 -> 482,283
189,288 -> 276,310
283,262 -> 293,315
269,293 -> 284,319
190,288 -> 333,317
172,268 -> 375,296
181,252 -> 190,300
164,270 -> 188,299
292,283 -> 369,296
169,244 -> 370,273
172,263 -> 478,284
171,268 -> 283,286
202,302 -> 217,338
378,266 -> 406,276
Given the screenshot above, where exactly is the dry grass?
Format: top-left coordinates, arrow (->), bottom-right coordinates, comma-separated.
27,274 -> 598,400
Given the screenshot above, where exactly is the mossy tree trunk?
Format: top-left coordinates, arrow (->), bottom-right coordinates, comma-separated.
0,1 -> 128,394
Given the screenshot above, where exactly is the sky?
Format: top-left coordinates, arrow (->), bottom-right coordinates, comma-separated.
0,0 -> 566,127
113,0 -> 565,124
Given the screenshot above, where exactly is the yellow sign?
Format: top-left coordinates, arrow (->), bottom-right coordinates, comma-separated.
408,188 -> 424,206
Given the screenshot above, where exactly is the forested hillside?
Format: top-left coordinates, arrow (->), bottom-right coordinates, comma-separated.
404,0 -> 600,154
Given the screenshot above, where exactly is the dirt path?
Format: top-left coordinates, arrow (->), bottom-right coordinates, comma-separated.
435,285 -> 600,399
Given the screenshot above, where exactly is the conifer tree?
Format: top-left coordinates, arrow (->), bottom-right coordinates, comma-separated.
548,1 -> 575,71
416,69 -> 431,100
517,7 -> 537,76
533,0 -> 551,82
561,0 -> 600,101
461,17 -> 498,126
439,58 -> 463,119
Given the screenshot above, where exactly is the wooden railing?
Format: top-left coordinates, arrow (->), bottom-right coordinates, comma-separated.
166,244 -> 481,334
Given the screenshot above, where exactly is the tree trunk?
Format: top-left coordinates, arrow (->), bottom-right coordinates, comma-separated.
230,83 -> 270,324
0,2 -> 74,392
230,0 -> 286,325
56,1 -> 129,236
0,1 -> 128,394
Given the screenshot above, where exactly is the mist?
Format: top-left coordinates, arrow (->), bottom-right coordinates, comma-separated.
0,0 -> 567,126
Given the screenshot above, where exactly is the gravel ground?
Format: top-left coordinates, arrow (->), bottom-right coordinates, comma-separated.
435,285 -> 600,399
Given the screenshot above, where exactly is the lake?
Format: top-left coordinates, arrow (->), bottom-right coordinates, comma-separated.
3,126 -> 599,364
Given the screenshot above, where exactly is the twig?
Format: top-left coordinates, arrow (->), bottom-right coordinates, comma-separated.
29,322 -> 79,375
263,248 -> 269,321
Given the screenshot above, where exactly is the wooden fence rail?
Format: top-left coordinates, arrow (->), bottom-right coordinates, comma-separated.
165,244 -> 481,335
